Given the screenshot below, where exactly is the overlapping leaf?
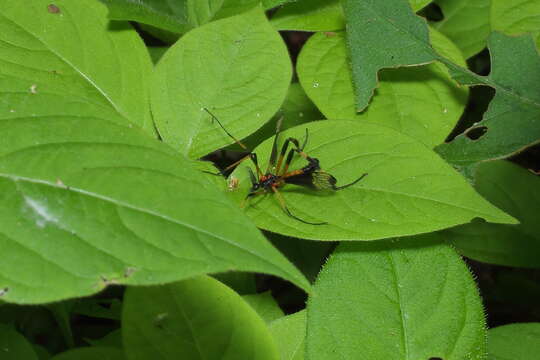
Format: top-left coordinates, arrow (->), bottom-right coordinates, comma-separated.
51,347 -> 125,360
269,311 -> 306,360
0,324 -> 38,360
297,28 -> 467,148
0,0 -> 309,304
151,5 -> 292,158
227,121 -> 515,241
341,0 -> 437,111
437,32 -> 540,166
488,323 -> 540,360
122,277 -> 279,360
271,0 -> 432,32
433,0 -> 491,58
306,237 -> 486,359
0,0 -> 154,134
442,161 -> 540,268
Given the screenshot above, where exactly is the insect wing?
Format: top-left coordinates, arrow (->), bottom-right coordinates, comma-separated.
312,170 -> 337,190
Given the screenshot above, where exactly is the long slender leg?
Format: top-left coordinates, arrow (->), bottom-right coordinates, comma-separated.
333,173 -> 368,190
271,187 -> 327,225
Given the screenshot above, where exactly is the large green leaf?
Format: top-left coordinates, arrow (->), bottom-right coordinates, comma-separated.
227,121 -> 515,241
297,28 -> 467,148
51,347 -> 125,360
433,0 -> 491,59
122,277 -> 279,360
488,323 -> 540,360
269,310 -> 306,360
0,1 -> 309,304
0,324 -> 38,360
437,32 -> 540,166
271,0 -> 432,32
442,161 -> 540,268
0,0 -> 154,134
0,117 -> 309,303
151,5 -> 292,158
306,237 -> 486,359
341,0 -> 437,111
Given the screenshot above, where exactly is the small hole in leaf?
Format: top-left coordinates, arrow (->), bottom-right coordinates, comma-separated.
429,358 -> 443,360
465,126 -> 488,140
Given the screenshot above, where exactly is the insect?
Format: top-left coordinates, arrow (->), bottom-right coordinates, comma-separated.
204,108 -> 367,225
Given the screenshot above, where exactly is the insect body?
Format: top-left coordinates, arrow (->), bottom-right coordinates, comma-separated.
204,109 -> 367,225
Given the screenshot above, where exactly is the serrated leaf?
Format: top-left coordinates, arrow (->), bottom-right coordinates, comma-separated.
51,347 -> 125,360
442,161 -> 540,268
0,0 -> 154,134
433,0 -> 491,59
488,323 -> 540,360
151,5 -> 292,158
297,28 -> 467,148
269,310 -> 306,360
341,0 -> 437,111
242,291 -> 284,323
306,237 -> 486,360
227,121 -> 515,241
271,0 -> 432,32
122,277 -> 279,360
0,324 -> 38,360
436,32 -> 540,166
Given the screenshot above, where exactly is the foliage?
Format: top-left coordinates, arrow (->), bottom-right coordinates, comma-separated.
0,0 -> 538,358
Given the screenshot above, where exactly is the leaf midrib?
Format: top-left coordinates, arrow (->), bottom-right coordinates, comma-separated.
0,172 -> 292,279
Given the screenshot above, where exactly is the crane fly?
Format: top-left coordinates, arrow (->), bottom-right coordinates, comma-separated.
204,108 -> 367,225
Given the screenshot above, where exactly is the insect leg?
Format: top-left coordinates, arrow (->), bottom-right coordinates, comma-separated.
271,187 -> 327,225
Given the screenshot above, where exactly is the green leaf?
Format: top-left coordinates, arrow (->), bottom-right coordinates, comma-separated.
341,0 -> 437,111
269,234 -> 333,282
442,161 -> 540,268
297,28 -> 467,148
99,0 -> 191,33
86,329 -> 123,348
306,237 -> 486,360
271,0 -> 432,32
436,32 -> 540,166
0,118 -> 309,303
122,277 -> 280,360
0,1 -> 310,304
433,0 -> 491,58
228,120 -> 515,241
269,310 -> 306,360
0,0 -> 154,134
51,347 -> 125,360
238,82 -> 322,151
488,323 -> 540,360
242,291 -> 284,323
491,0 -> 540,39
151,5 -> 292,158
0,324 -> 38,360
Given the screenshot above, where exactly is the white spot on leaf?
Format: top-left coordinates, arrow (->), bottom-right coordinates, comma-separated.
24,197 -> 58,228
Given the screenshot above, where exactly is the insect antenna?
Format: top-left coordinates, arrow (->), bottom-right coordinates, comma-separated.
203,108 -> 248,151
334,173 -> 368,190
